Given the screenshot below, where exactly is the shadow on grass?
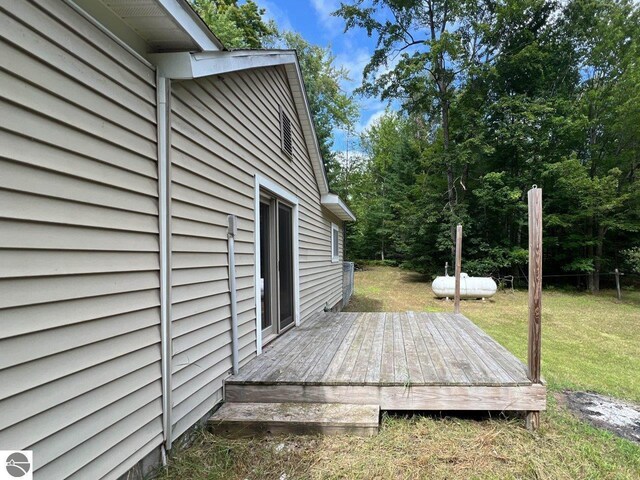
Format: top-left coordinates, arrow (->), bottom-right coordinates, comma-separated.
343,294 -> 383,312
402,271 -> 432,283
383,410 -> 522,423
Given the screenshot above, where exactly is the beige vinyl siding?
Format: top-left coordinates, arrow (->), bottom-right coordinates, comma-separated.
169,65 -> 343,436
0,1 -> 162,479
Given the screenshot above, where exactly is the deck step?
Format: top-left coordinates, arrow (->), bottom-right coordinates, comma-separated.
208,402 -> 380,437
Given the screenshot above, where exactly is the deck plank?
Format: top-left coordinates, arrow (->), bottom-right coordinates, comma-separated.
406,311 -> 442,383
399,312 -> 424,384
430,313 -> 487,383
322,313 -> 365,381
449,313 -> 530,383
335,312 -> 372,382
351,313 -> 379,383
232,312 -> 324,382
437,313 -> 517,384
433,313 -> 509,385
392,312 -> 410,384
304,313 -> 359,383
380,313 -> 395,384
418,312 -> 470,384
365,312 -> 386,383
278,313 -> 351,382
260,314 -> 341,382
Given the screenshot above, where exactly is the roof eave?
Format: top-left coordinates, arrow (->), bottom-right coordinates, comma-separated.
158,0 -> 225,51
321,194 -> 356,222
148,50 -> 334,197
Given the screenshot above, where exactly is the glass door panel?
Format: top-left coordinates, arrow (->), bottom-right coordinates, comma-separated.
259,201 -> 273,336
277,203 -> 294,330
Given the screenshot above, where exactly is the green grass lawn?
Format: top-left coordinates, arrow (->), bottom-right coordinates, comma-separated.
346,266 -> 640,403
161,266 -> 640,479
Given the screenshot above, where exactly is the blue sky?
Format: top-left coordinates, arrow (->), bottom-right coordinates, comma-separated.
256,0 -> 392,152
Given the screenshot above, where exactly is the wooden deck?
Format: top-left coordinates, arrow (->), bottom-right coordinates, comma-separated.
225,312 -> 546,411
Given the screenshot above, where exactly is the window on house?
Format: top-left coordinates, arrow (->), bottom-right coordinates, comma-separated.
331,223 -> 340,263
280,106 -> 293,158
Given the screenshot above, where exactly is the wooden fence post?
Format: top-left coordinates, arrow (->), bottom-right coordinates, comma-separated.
614,268 -> 622,301
454,224 -> 462,314
526,187 -> 542,430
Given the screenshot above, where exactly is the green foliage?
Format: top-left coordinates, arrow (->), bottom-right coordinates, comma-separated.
622,247 -> 640,274
333,0 -> 640,287
190,0 -> 275,48
189,0 -> 638,287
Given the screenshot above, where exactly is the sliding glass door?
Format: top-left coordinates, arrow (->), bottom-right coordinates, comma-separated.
258,193 -> 295,343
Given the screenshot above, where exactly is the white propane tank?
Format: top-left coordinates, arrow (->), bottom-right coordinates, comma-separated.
432,272 -> 497,299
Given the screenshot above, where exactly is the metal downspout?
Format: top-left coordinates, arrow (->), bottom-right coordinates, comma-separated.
157,73 -> 173,451
227,215 -> 239,375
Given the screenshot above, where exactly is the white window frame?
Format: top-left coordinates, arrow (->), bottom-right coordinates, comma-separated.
331,223 -> 340,263
254,175 -> 300,355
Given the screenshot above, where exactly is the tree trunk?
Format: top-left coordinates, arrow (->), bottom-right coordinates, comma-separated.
442,98 -> 453,209
587,217 -> 596,292
441,95 -> 457,257
593,225 -> 606,293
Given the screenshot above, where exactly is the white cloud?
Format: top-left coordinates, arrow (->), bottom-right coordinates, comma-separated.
334,48 -> 371,93
361,109 -> 387,132
329,107 -> 387,153
258,0 -> 294,32
309,0 -> 343,36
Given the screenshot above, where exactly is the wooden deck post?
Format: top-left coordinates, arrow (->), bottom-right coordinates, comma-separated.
614,268 -> 622,301
526,187 -> 542,430
454,224 -> 462,314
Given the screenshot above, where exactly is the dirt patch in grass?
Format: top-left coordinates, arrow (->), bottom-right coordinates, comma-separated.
561,391 -> 640,444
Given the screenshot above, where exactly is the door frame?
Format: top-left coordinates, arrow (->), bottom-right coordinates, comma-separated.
258,197 -> 277,342
254,175 -> 300,355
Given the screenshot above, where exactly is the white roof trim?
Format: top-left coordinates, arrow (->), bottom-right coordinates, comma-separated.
149,50 -> 297,79
158,0 -> 224,51
321,194 -> 356,222
150,49 -> 356,222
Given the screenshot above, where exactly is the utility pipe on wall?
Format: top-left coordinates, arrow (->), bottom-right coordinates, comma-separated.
157,74 -> 173,451
227,214 -> 239,375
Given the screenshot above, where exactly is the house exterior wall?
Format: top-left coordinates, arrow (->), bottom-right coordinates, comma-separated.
0,2 -> 345,478
168,66 -> 345,440
0,1 -> 164,478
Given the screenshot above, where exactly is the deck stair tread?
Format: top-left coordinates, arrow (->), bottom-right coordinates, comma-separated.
208,402 -> 380,437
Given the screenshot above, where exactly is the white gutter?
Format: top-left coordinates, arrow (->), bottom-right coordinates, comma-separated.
157,74 -> 173,451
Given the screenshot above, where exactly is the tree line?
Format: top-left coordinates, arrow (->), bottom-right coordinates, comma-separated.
331,0 -> 640,291
191,0 -> 639,291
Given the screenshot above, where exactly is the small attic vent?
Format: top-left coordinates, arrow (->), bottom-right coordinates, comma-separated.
280,107 -> 293,158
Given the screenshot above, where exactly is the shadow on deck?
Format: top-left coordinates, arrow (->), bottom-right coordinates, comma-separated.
225,312 -> 546,412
